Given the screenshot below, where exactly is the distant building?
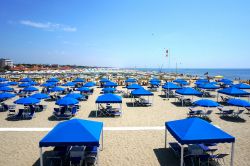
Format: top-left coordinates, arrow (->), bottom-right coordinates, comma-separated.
0,58 -> 13,68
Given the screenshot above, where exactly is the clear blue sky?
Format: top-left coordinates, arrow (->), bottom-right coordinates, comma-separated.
0,0 -> 249,68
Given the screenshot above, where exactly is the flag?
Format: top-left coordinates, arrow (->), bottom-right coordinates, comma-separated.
166,49 -> 169,57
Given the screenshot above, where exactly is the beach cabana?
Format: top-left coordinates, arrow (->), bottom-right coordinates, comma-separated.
125,78 -> 137,86
131,88 -> 154,106
165,118 -> 235,166
0,86 -> 14,92
162,82 -> 181,98
227,98 -> 250,107
95,93 -> 122,117
99,78 -> 110,87
175,87 -> 202,106
193,99 -> 219,107
39,119 -> 103,166
56,97 -> 79,106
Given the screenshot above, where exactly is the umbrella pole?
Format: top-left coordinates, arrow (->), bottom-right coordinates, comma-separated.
230,142 -> 235,166
180,145 -> 184,166
165,129 -> 167,148
40,147 -> 43,166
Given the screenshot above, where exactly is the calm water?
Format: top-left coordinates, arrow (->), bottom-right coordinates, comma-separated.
136,68 -> 250,80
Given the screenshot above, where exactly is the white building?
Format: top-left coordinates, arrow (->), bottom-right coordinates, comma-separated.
0,58 -> 13,68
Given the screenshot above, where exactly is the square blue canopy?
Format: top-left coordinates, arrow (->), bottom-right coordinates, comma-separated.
39,119 -> 103,147
131,88 -> 153,96
218,87 -> 250,96
165,118 -> 235,145
96,93 -> 122,103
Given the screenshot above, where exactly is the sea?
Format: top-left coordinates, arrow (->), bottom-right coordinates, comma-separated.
135,68 -> 250,81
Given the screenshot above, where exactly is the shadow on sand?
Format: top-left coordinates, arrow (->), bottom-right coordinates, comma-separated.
219,116 -> 246,123
153,148 -> 179,166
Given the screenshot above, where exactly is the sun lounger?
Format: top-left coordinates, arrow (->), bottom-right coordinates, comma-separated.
169,142 -> 182,157
220,96 -> 229,103
232,109 -> 244,118
202,110 -> 213,118
246,107 -> 250,113
8,109 -> 24,119
85,146 -> 98,166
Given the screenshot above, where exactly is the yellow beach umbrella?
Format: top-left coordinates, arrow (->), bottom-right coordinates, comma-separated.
214,75 -> 224,79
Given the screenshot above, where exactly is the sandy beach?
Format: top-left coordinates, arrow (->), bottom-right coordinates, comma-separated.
0,85 -> 250,166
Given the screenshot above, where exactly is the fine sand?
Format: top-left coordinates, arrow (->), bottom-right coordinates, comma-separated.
0,86 -> 250,166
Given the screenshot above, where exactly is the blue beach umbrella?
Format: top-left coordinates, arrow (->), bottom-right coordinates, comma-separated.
83,82 -> 96,87
103,81 -> 118,87
150,81 -> 160,86
77,87 -> 91,92
23,86 -> 39,92
96,93 -> 122,103
19,83 -> 31,87
150,78 -> 160,83
65,93 -> 83,100
232,83 -> 250,89
56,97 -> 79,106
14,97 -> 40,105
62,82 -> 76,87
227,98 -> 250,107
131,88 -> 153,96
47,78 -> 59,83
19,78 -> 33,82
29,81 -> 38,86
127,84 -> 142,90
73,78 -> 85,83
162,82 -> 181,90
193,99 -> 219,107
218,87 -> 250,96
176,87 -> 202,96
173,79 -> 188,85
7,81 -> 18,86
0,93 -> 16,100
0,78 -> 8,82
30,93 -> 50,99
125,78 -> 137,83
99,78 -> 110,83
198,83 -> 220,90
41,83 -> 54,88
0,83 -> 9,87
102,87 -> 116,93
0,86 -> 14,92
50,86 -> 65,92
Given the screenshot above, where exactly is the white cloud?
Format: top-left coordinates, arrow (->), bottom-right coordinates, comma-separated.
19,20 -> 77,32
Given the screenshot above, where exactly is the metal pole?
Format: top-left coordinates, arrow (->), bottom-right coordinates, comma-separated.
180,145 -> 184,166
40,147 -> 43,166
230,142 -> 235,166
165,129 -> 167,148
101,129 -> 104,151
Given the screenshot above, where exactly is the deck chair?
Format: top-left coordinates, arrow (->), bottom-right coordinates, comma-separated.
210,153 -> 229,165
202,110 -> 213,118
169,142 -> 182,157
233,109 -> 244,118
26,108 -> 36,119
246,107 -> 250,114
220,96 -> 229,103
85,146 -> 98,166
221,109 -> 234,116
9,109 -> 24,119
